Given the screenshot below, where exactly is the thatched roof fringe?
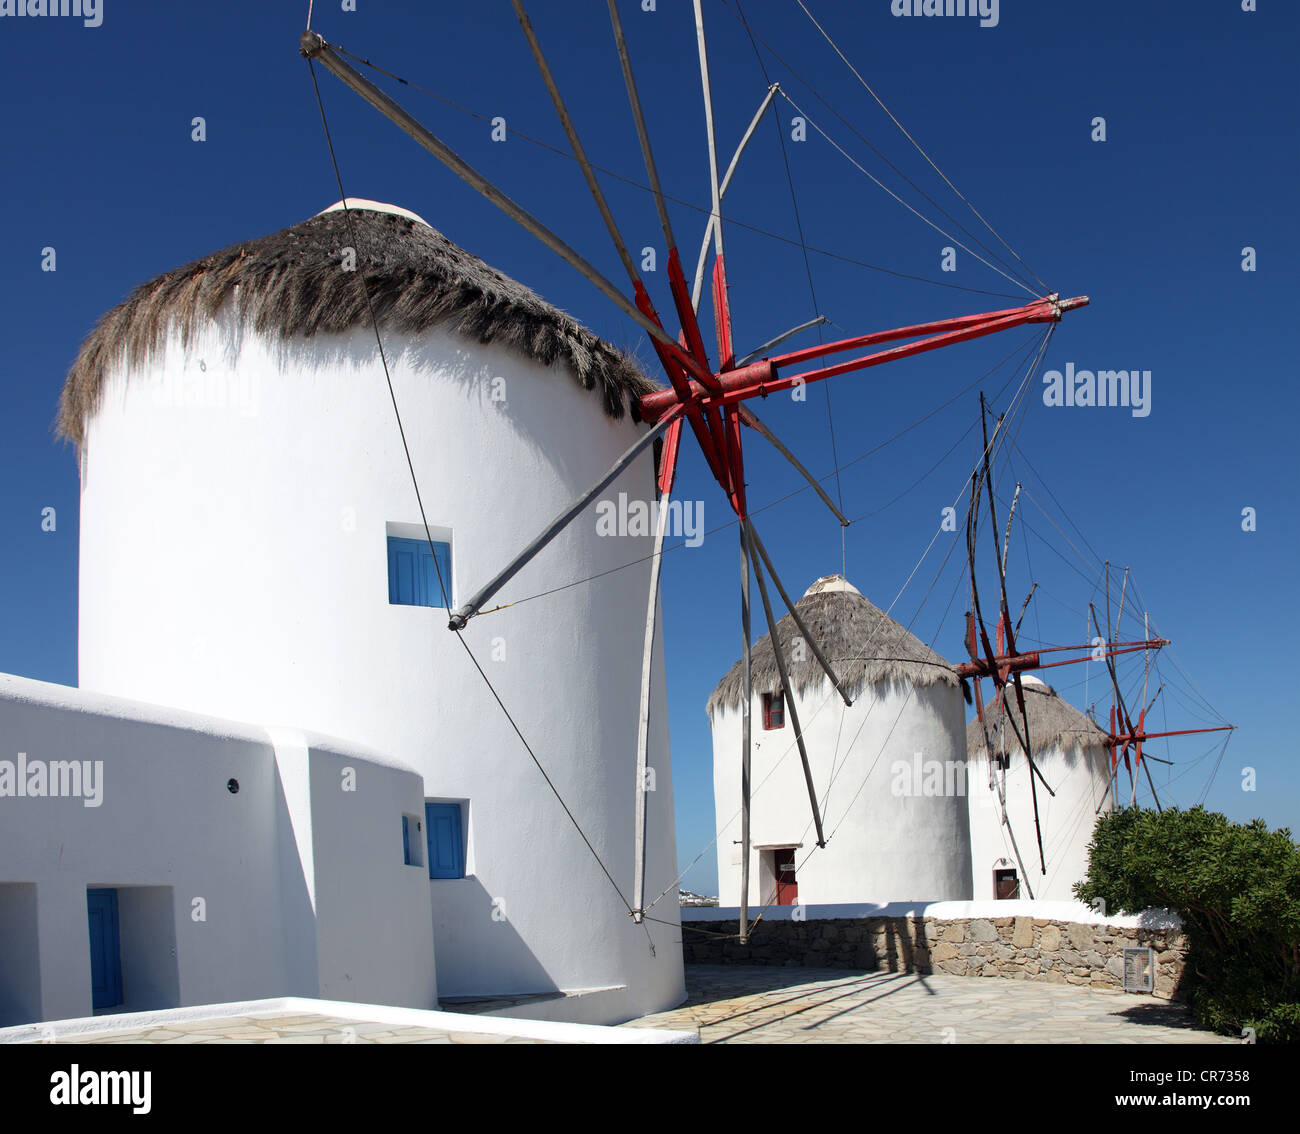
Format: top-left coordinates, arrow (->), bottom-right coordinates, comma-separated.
58,207 -> 656,443
707,589 -> 959,716
965,681 -> 1108,757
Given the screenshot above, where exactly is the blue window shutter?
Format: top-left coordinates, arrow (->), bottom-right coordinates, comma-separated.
429,541 -> 451,606
388,537 -> 452,608
425,802 -> 464,879
388,538 -> 419,605
402,816 -> 412,865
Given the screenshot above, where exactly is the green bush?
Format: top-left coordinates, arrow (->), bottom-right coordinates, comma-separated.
1074,806 -> 1300,1044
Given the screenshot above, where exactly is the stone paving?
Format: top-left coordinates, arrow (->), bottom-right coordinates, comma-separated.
45,1013 -> 546,1044
625,965 -> 1236,1044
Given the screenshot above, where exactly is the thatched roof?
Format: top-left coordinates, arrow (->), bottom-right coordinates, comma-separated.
706,575 -> 958,716
57,200 -> 656,443
966,676 -> 1107,757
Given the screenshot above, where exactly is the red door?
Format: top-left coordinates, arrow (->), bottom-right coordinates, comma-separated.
774,849 -> 798,906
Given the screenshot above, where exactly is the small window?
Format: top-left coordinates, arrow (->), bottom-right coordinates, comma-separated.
401,814 -> 424,867
762,691 -> 785,730
387,536 -> 452,608
426,801 -> 466,879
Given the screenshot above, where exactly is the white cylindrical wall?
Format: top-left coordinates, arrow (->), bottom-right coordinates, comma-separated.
710,679 -> 973,906
967,739 -> 1113,902
75,309 -> 683,1021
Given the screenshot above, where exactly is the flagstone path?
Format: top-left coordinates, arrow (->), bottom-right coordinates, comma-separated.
625,965 -> 1237,1044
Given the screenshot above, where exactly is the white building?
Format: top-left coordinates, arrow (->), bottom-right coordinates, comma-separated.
966,674 -> 1114,901
707,575 -> 973,907
1,200 -> 684,1026
0,673 -> 434,1027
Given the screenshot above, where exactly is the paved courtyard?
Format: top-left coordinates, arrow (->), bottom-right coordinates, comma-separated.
35,1012 -> 547,1044
626,965 -> 1236,1044
0,997 -> 692,1045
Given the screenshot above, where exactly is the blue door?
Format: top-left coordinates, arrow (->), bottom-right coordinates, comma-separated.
87,888 -> 123,1010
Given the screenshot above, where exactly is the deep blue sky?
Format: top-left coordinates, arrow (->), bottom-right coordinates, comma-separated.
1,1 -> 1295,895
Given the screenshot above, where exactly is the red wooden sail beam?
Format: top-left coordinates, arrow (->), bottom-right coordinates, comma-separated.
656,415 -> 684,498
633,279 -> 729,487
1083,594 -> 1237,808
955,638 -> 1169,680
638,294 -> 1088,426
1110,724 -> 1235,745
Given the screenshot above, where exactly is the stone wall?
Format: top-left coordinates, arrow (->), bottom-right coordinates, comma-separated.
680,914 -> 1186,998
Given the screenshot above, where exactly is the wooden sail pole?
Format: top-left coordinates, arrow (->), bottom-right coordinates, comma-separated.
693,0 -> 734,368
508,0 -> 733,495
608,0 -> 676,253
738,405 -> 848,526
631,419 -> 682,921
630,487 -> 672,923
605,0 -> 736,474
746,520 -> 853,706
511,0 -> 640,284
734,316 -> 828,368
978,396 -> 1046,872
446,405 -> 683,629
692,85 -> 780,311
298,30 -> 712,387
696,0 -> 724,268
738,524 -> 754,943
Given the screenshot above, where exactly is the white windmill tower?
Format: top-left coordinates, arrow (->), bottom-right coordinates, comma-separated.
966,674 -> 1113,901
61,199 -> 685,1022
707,575 -> 973,908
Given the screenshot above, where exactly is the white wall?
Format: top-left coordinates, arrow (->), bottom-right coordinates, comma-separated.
75,309 -> 683,1022
0,884 -> 40,1027
0,673 -> 435,1025
710,678 -> 973,906
306,739 -> 441,1007
966,738 -> 1113,901
114,887 -> 179,1015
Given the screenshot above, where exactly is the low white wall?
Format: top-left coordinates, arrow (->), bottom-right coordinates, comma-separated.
0,673 -> 436,1025
305,737 -> 437,1007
